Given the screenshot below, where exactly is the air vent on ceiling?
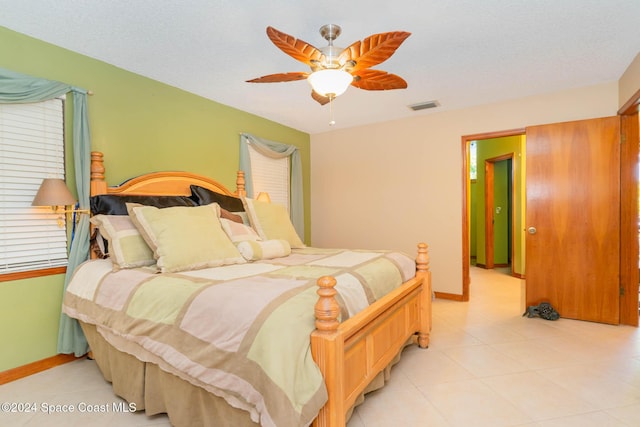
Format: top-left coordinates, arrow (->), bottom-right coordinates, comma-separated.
408,100 -> 440,111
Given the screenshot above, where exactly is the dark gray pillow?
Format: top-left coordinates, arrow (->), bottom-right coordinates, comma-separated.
90,194 -> 197,215
189,185 -> 245,212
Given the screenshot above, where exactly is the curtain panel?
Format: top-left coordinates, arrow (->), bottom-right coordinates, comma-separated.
0,67 -> 91,356
239,133 -> 304,240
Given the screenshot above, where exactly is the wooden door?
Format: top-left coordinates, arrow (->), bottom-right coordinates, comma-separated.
525,116 -> 620,324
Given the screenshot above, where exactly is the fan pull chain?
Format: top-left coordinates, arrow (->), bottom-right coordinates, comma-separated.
329,96 -> 336,126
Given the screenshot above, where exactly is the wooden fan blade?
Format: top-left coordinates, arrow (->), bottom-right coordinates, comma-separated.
338,31 -> 411,72
246,72 -> 309,83
351,69 -> 408,91
266,26 -> 324,66
311,90 -> 331,105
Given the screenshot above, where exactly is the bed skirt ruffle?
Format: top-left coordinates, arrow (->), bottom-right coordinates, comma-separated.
81,321 -> 409,426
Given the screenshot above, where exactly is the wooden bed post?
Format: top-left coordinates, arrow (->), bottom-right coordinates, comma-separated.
90,151 -> 107,196
235,171 -> 246,196
89,152 -> 107,261
311,276 -> 345,427
314,276 -> 340,332
415,243 -> 431,348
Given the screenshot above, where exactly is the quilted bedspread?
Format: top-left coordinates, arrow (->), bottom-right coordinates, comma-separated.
63,247 -> 416,427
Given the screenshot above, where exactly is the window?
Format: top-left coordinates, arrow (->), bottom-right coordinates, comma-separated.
470,141 -> 477,180
247,143 -> 290,210
0,97 -> 69,276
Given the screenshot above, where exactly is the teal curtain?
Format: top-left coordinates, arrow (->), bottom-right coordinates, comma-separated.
239,133 -> 304,239
0,68 -> 91,356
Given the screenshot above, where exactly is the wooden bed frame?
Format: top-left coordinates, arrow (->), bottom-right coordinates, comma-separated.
88,151 -> 432,426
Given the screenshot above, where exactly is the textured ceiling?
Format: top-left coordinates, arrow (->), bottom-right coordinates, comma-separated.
0,0 -> 639,134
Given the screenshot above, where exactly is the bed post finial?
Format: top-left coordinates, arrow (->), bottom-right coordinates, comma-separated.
314,276 -> 340,332
416,242 -> 429,273
236,171 -> 246,197
90,151 -> 107,196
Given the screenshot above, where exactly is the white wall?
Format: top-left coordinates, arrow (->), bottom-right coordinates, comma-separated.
310,82 -> 618,296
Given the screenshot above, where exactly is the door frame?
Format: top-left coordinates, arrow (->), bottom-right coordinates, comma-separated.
484,159 -> 495,270
484,154 -> 515,273
461,129 -> 524,302
618,90 -> 640,326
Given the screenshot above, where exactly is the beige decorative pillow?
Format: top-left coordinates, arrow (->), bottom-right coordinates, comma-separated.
242,198 -> 305,248
90,215 -> 155,270
219,218 -> 261,243
236,239 -> 291,261
127,203 -> 245,273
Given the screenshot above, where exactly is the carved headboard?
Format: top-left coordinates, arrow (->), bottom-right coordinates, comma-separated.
90,151 -> 246,197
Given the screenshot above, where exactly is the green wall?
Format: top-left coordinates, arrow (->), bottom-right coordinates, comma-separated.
473,135 -> 526,276
470,181 -> 477,258
0,26 -> 310,372
0,275 -> 65,371
493,159 -> 511,265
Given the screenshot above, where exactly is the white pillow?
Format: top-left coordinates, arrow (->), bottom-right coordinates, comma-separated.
236,239 -> 291,261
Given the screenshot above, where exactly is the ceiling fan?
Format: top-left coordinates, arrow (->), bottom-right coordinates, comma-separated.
247,25 -> 411,105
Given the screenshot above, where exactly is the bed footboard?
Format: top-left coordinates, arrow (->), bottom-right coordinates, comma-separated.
311,243 -> 431,426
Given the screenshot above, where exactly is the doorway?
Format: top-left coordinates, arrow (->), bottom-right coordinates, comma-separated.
483,155 -> 514,273
463,133 -> 525,300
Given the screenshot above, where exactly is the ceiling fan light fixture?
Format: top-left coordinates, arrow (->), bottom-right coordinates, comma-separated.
248,26 -> 411,105
307,69 -> 353,98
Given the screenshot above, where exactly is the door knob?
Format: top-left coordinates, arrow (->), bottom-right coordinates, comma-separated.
527,227 -> 537,235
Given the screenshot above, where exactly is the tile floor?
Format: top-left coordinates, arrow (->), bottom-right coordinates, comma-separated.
1,266 -> 639,426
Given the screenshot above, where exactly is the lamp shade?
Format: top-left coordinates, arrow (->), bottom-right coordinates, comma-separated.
32,178 -> 76,207
307,69 -> 353,97
256,192 -> 271,203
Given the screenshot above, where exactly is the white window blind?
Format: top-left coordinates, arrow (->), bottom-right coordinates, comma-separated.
247,144 -> 290,211
0,98 -> 69,274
